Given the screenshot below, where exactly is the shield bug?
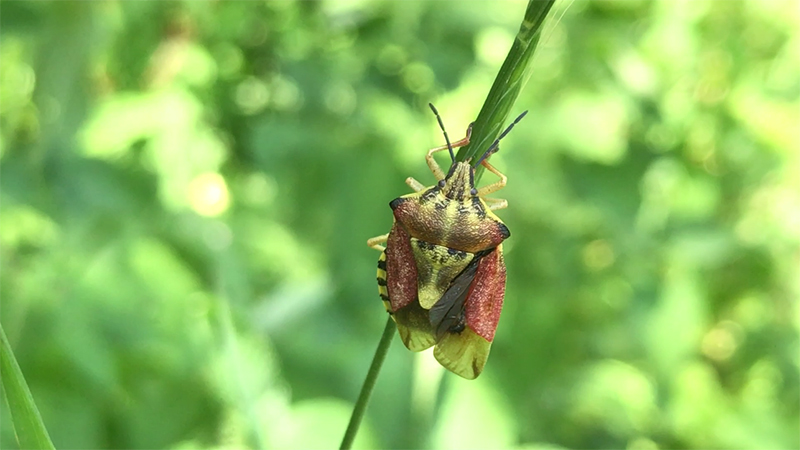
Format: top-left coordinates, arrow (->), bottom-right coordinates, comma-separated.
367,104 -> 527,379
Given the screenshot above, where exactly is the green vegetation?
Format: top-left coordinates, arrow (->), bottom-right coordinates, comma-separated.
1,325 -> 55,450
1,1 -> 798,449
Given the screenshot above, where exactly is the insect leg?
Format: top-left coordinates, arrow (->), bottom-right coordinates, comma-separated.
367,233 -> 389,251
425,146 -> 452,181
483,197 -> 508,211
476,159 -> 507,197
405,177 -> 427,192
425,124 -> 473,181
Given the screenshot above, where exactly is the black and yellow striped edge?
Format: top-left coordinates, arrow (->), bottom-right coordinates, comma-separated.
376,252 -> 392,314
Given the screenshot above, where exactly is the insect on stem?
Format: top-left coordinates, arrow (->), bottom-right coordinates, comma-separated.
428,103 -> 456,163
474,110 -> 529,168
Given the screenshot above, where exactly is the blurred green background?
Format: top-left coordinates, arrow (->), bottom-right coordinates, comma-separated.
1,0 -> 798,449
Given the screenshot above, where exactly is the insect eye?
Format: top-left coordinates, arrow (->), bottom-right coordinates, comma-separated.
470,188 -> 478,196
438,179 -> 446,187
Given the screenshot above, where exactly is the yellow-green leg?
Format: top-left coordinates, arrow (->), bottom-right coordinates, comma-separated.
477,160 -> 507,197
424,124 -> 473,181
483,197 -> 508,211
367,233 -> 388,251
405,177 -> 427,192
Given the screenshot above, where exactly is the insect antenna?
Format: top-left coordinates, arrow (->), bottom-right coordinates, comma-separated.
474,110 -> 528,168
428,103 -> 455,163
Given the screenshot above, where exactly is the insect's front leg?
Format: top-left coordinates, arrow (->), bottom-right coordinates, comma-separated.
477,159 -> 507,197
425,146 -> 450,181
425,124 -> 474,181
367,233 -> 389,252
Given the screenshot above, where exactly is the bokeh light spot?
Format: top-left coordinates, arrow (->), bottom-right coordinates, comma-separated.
701,320 -> 744,361
270,75 -> 303,111
188,172 -> 230,217
235,77 -> 270,115
475,27 -> 514,67
376,44 -> 407,75
583,239 -> 615,271
402,62 -> 435,93
323,81 -> 357,116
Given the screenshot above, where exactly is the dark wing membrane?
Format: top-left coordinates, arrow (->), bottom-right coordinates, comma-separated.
432,245 -> 505,379
429,249 -> 490,341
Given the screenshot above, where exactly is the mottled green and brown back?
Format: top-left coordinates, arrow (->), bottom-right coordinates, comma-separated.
390,162 -> 509,253
375,161 -> 510,379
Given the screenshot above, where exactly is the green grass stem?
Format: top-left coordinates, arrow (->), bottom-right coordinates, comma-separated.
457,0 -> 557,182
0,325 -> 56,450
340,317 -> 397,449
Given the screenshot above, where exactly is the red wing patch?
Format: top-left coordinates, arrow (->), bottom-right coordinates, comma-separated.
464,245 -> 506,342
385,223 -> 418,312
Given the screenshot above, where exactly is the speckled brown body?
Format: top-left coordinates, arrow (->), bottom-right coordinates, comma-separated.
370,105 -> 525,379
378,161 -> 509,379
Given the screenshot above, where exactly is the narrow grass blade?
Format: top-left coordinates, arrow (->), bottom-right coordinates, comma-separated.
340,317 -> 396,450
457,0 -> 557,182
0,325 -> 56,450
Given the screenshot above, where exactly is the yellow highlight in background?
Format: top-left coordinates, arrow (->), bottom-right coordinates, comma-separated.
188,172 -> 230,217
